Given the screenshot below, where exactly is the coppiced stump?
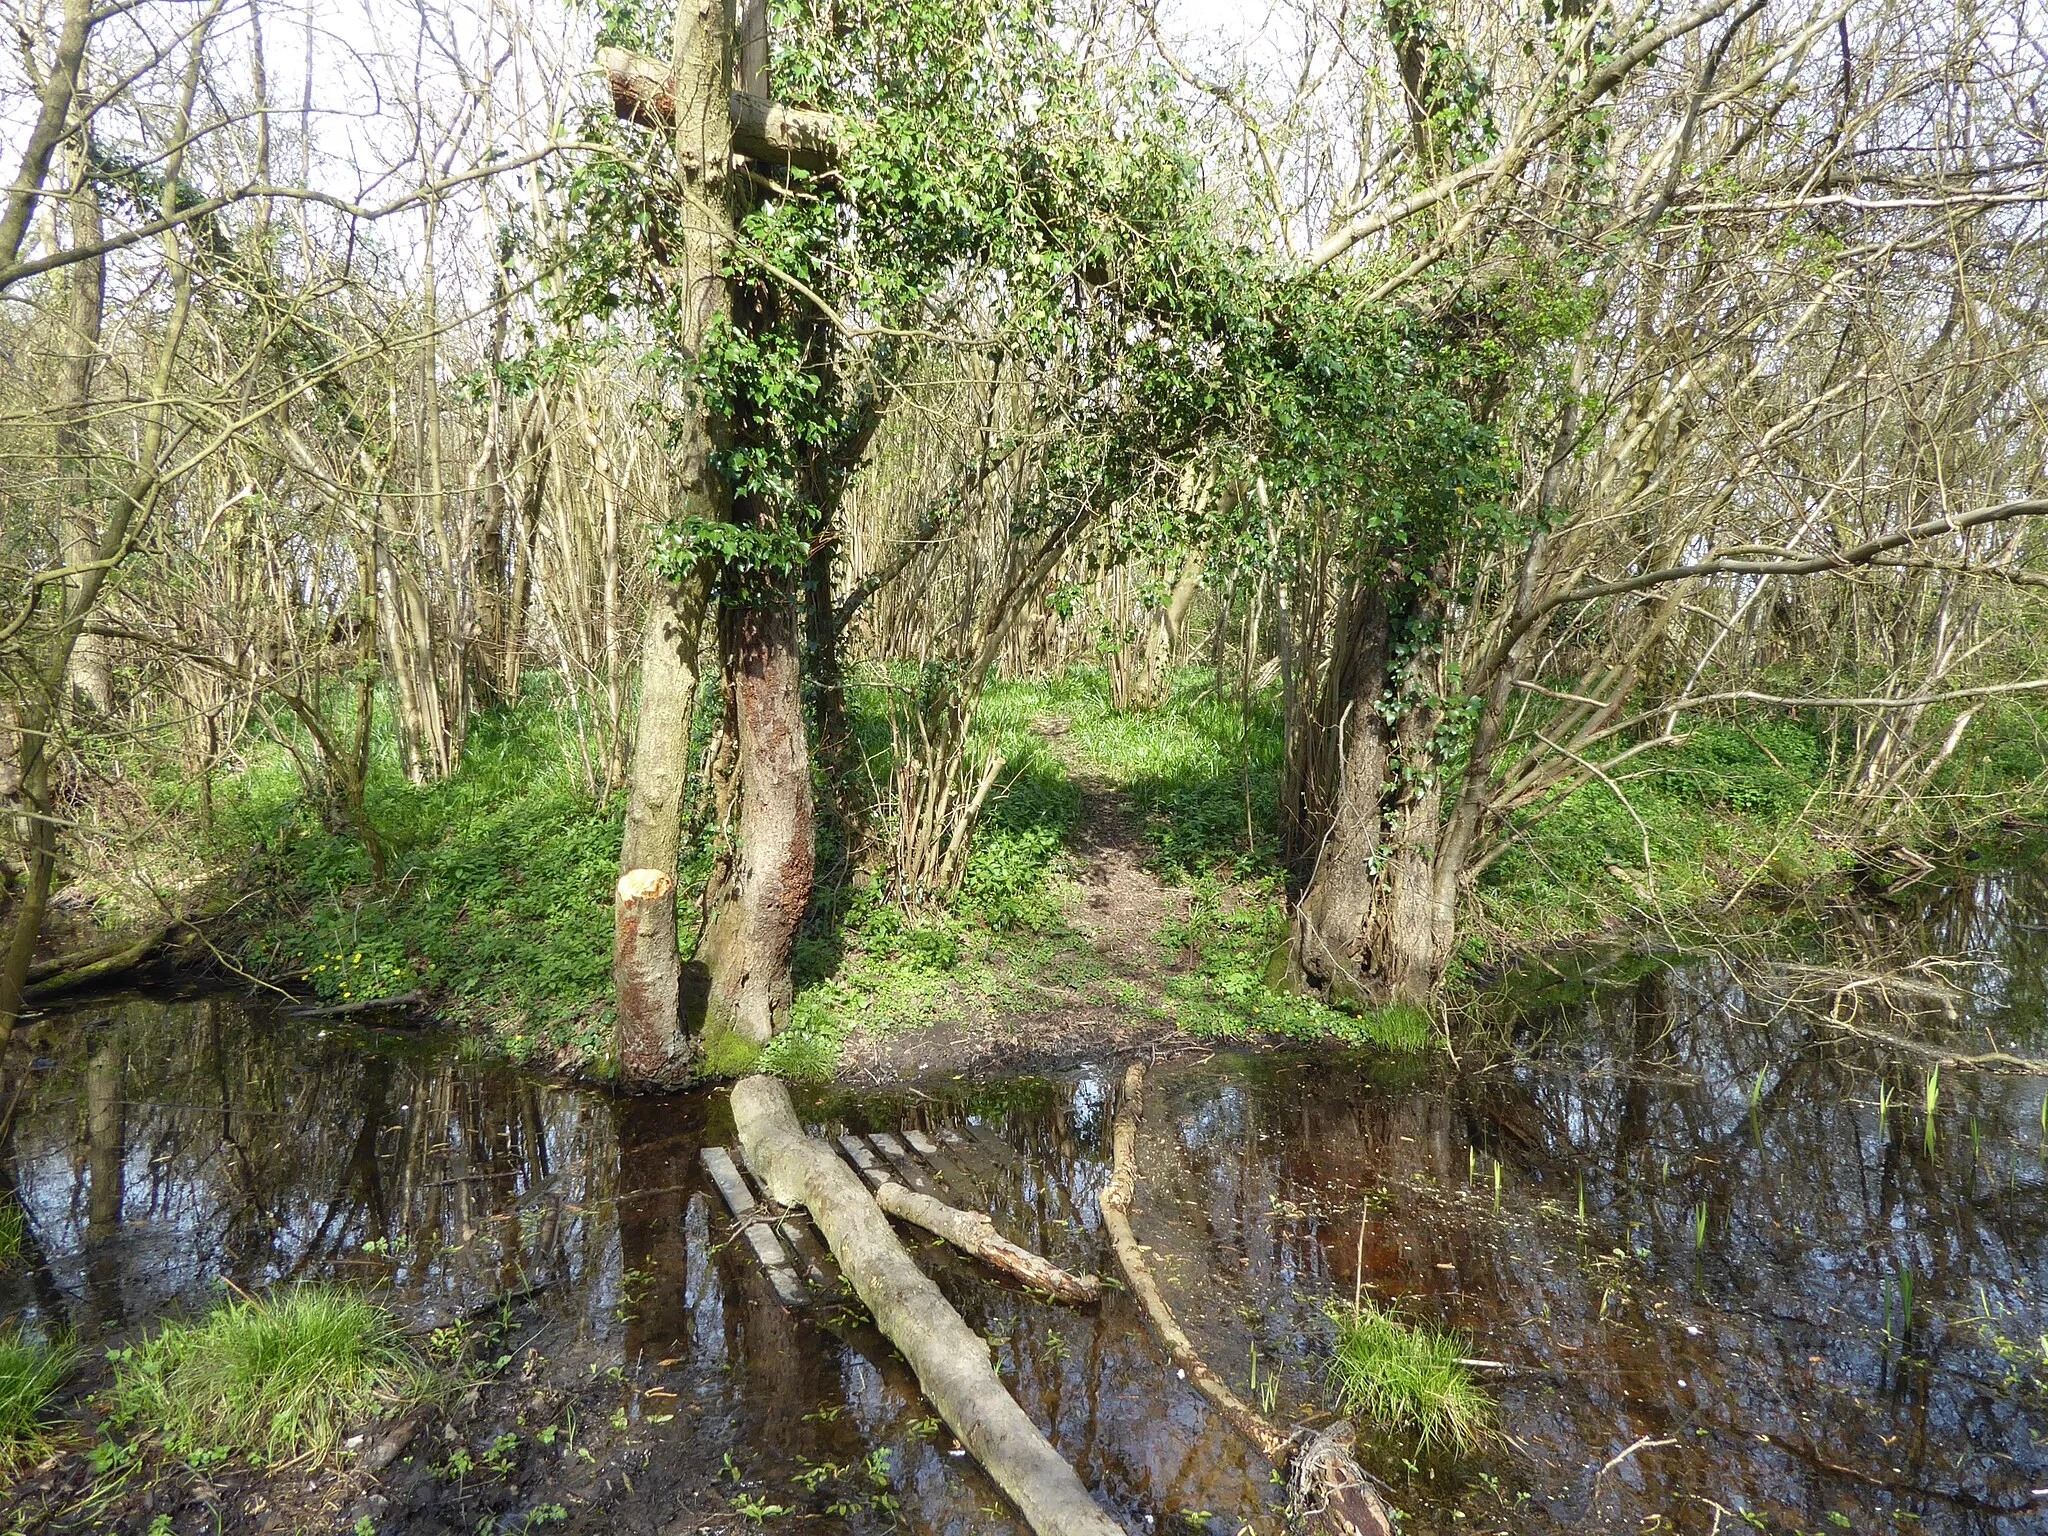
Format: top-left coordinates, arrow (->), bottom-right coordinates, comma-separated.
615,869 -> 686,1083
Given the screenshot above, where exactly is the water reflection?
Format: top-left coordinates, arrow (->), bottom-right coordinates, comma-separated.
0,862 -> 2043,1534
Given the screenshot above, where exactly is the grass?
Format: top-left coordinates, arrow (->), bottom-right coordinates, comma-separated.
107,1288 -> 432,1468
0,1196 -> 24,1266
0,1332 -> 76,1467
1326,1301 -> 1489,1454
206,687 -> 628,1065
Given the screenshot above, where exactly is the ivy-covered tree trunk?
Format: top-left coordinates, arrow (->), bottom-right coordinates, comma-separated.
1279,587 -> 1462,1012
686,598 -> 815,1062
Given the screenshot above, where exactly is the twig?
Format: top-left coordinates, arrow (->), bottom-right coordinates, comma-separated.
1593,1435 -> 1676,1491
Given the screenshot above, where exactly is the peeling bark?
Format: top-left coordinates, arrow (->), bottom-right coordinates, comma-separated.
688,600 -> 815,1053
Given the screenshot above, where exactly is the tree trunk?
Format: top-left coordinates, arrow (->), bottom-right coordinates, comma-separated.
621,571 -> 711,876
610,0 -> 746,1087
614,868 -> 687,1083
1128,557 -> 1202,711
1280,587 -> 1392,1004
732,1075 -> 1124,1536
56,155 -> 110,712
1361,701 -> 1449,1007
686,600 -> 815,1062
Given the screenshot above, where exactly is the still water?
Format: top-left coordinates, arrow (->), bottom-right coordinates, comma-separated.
4,866 -> 2045,1533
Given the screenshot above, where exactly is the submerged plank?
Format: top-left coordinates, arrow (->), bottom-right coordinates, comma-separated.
701,1145 -> 807,1305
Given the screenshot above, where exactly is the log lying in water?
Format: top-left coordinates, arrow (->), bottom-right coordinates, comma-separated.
281,989 -> 427,1021
22,921 -> 175,1002
1100,1060 -> 1394,1536
732,1074 -> 1122,1536
835,1134 -> 1102,1305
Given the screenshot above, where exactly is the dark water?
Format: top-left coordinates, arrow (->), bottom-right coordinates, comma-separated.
4,866 -> 2046,1534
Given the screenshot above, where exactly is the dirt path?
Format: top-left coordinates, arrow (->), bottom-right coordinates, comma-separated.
1065,773 -> 1193,962
837,743 -> 1206,1086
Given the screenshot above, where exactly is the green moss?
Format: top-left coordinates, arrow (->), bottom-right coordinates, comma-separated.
698,1021 -> 764,1079
106,1288 -> 431,1468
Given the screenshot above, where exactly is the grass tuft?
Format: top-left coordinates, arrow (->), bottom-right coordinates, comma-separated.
0,1196 -> 25,1266
1327,1300 -> 1489,1453
108,1288 -> 431,1467
0,1332 -> 76,1466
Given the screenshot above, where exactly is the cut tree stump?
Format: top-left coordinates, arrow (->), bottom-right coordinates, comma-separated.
615,869 -> 685,1084
733,1075 -> 1123,1536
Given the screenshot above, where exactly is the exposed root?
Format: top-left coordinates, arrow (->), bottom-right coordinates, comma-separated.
1100,1060 -> 1394,1536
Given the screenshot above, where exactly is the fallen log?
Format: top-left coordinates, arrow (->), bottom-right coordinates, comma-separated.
1100,1061 -> 1394,1536
874,1181 -> 1100,1304
22,922 -> 174,1003
280,990 -> 427,1021
598,46 -> 842,171
847,1150 -> 1101,1304
733,1074 -> 1122,1536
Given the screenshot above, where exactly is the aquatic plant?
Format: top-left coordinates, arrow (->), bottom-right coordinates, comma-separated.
0,1331 -> 75,1466
1693,1201 -> 1709,1251
0,1197 -> 23,1266
1326,1301 -> 1490,1454
1924,1065 -> 1941,1157
107,1287 -> 432,1466
1875,1079 -> 1894,1134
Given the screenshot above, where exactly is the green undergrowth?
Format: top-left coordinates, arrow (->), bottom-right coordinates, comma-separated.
1327,1301 -> 1489,1454
105,1287 -> 433,1470
782,670 -> 1381,1072
148,662 -> 2045,1080
0,1331 -> 76,1468
202,687 -> 626,1065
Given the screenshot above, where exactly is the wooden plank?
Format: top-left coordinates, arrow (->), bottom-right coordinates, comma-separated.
737,1143 -> 837,1288
701,1146 -> 807,1305
963,1119 -> 1021,1165
905,1127 -> 985,1203
868,1131 -> 944,1198
836,1132 -> 892,1190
